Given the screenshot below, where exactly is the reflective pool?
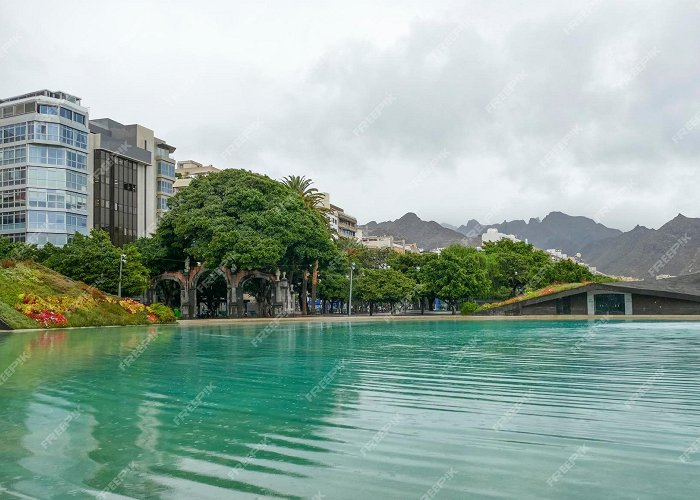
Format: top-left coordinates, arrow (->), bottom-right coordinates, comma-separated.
1,320 -> 699,499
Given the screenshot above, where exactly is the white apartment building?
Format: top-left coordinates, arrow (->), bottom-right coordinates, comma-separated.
174,160 -> 220,192
0,90 -> 89,245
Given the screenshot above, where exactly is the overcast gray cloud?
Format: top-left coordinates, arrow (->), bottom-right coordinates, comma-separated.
3,0 -> 699,230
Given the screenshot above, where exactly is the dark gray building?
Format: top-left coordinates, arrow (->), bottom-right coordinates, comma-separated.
478,273 -> 700,316
88,119 -> 176,246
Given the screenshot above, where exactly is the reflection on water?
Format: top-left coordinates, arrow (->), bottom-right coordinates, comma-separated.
1,320 -> 700,499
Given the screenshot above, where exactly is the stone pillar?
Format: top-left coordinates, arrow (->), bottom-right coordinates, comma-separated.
236,287 -> 245,318
189,285 -> 197,319
228,286 -> 235,317
180,287 -> 189,319
624,293 -> 633,315
587,291 -> 595,315
280,278 -> 291,315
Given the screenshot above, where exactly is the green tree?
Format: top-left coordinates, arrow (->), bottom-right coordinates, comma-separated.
317,269 -> 350,312
388,251 -> 438,313
423,245 -> 489,314
537,259 -> 594,287
482,239 -> 550,297
43,230 -> 149,296
150,169 -> 337,315
355,268 -> 416,315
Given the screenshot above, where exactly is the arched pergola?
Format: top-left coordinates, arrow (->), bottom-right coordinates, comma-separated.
147,265 -> 293,319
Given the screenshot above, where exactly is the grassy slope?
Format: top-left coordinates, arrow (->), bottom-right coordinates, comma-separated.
0,261 -> 169,329
478,282 -> 588,311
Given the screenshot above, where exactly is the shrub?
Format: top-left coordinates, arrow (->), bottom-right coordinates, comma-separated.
147,303 -> 177,323
0,301 -> 39,330
460,301 -> 480,315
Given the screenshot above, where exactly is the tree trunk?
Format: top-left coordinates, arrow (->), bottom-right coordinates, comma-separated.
420,297 -> 425,315
310,259 -> 318,315
369,301 -> 373,316
301,270 -> 308,315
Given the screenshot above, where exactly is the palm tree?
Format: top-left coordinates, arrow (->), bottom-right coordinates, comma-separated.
281,175 -> 328,314
281,175 -> 326,209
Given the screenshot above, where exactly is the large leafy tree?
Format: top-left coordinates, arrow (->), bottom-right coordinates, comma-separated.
43,230 -> 149,296
355,268 -> 416,315
147,169 -> 337,312
539,258 -> 595,286
482,239 -> 550,298
387,251 -> 438,312
423,245 -> 489,314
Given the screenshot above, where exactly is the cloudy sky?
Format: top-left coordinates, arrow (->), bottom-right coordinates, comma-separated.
3,0 -> 699,231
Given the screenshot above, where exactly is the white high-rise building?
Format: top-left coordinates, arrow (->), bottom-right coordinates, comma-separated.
0,90 -> 89,246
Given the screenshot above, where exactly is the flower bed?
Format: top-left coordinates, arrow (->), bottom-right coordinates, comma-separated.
14,292 -> 174,328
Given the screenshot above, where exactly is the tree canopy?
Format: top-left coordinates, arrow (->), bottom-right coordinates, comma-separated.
42,230 -> 149,296
422,245 -> 489,313
355,268 -> 416,314
146,169 -> 337,277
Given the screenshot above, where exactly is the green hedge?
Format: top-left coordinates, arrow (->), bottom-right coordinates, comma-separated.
0,301 -> 39,330
460,301 -> 480,316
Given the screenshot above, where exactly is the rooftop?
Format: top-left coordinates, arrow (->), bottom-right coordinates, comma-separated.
0,89 -> 82,105
480,273 -> 700,313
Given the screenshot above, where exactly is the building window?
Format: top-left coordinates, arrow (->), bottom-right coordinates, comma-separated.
157,161 -> 175,178
1,122 -> 27,143
157,196 -> 169,210
33,122 -> 60,142
1,233 -> 25,243
66,171 -> 87,191
38,104 -> 59,115
27,167 -> 87,192
27,122 -> 88,150
0,145 -> 27,165
594,293 -> 626,315
157,180 -> 174,194
66,150 -> 87,170
0,189 -> 26,209
1,211 -> 26,231
26,233 -> 68,246
60,107 -> 73,120
28,146 -> 87,169
1,166 -> 26,186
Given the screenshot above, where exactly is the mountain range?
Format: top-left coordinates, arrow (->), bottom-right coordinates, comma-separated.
360,212 -> 700,278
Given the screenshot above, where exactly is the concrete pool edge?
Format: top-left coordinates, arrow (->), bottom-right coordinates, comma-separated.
4,314 -> 700,334
179,314 -> 700,326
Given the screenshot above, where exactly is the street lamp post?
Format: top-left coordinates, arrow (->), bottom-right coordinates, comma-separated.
348,262 -> 356,316
118,253 -> 127,298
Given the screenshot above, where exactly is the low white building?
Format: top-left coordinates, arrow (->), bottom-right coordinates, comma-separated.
481,228 -> 520,244
361,235 -> 419,254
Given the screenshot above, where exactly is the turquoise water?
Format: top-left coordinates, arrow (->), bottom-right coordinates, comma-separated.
1,320 -> 699,499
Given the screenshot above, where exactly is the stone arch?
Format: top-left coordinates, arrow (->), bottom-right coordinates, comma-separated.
189,266 -> 235,318
232,270 -> 293,318
148,272 -> 188,318
148,266 -> 293,320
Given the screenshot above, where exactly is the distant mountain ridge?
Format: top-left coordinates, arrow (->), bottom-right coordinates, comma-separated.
581,214 -> 700,278
455,211 -> 623,256
361,213 -> 477,250
361,211 -> 700,278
